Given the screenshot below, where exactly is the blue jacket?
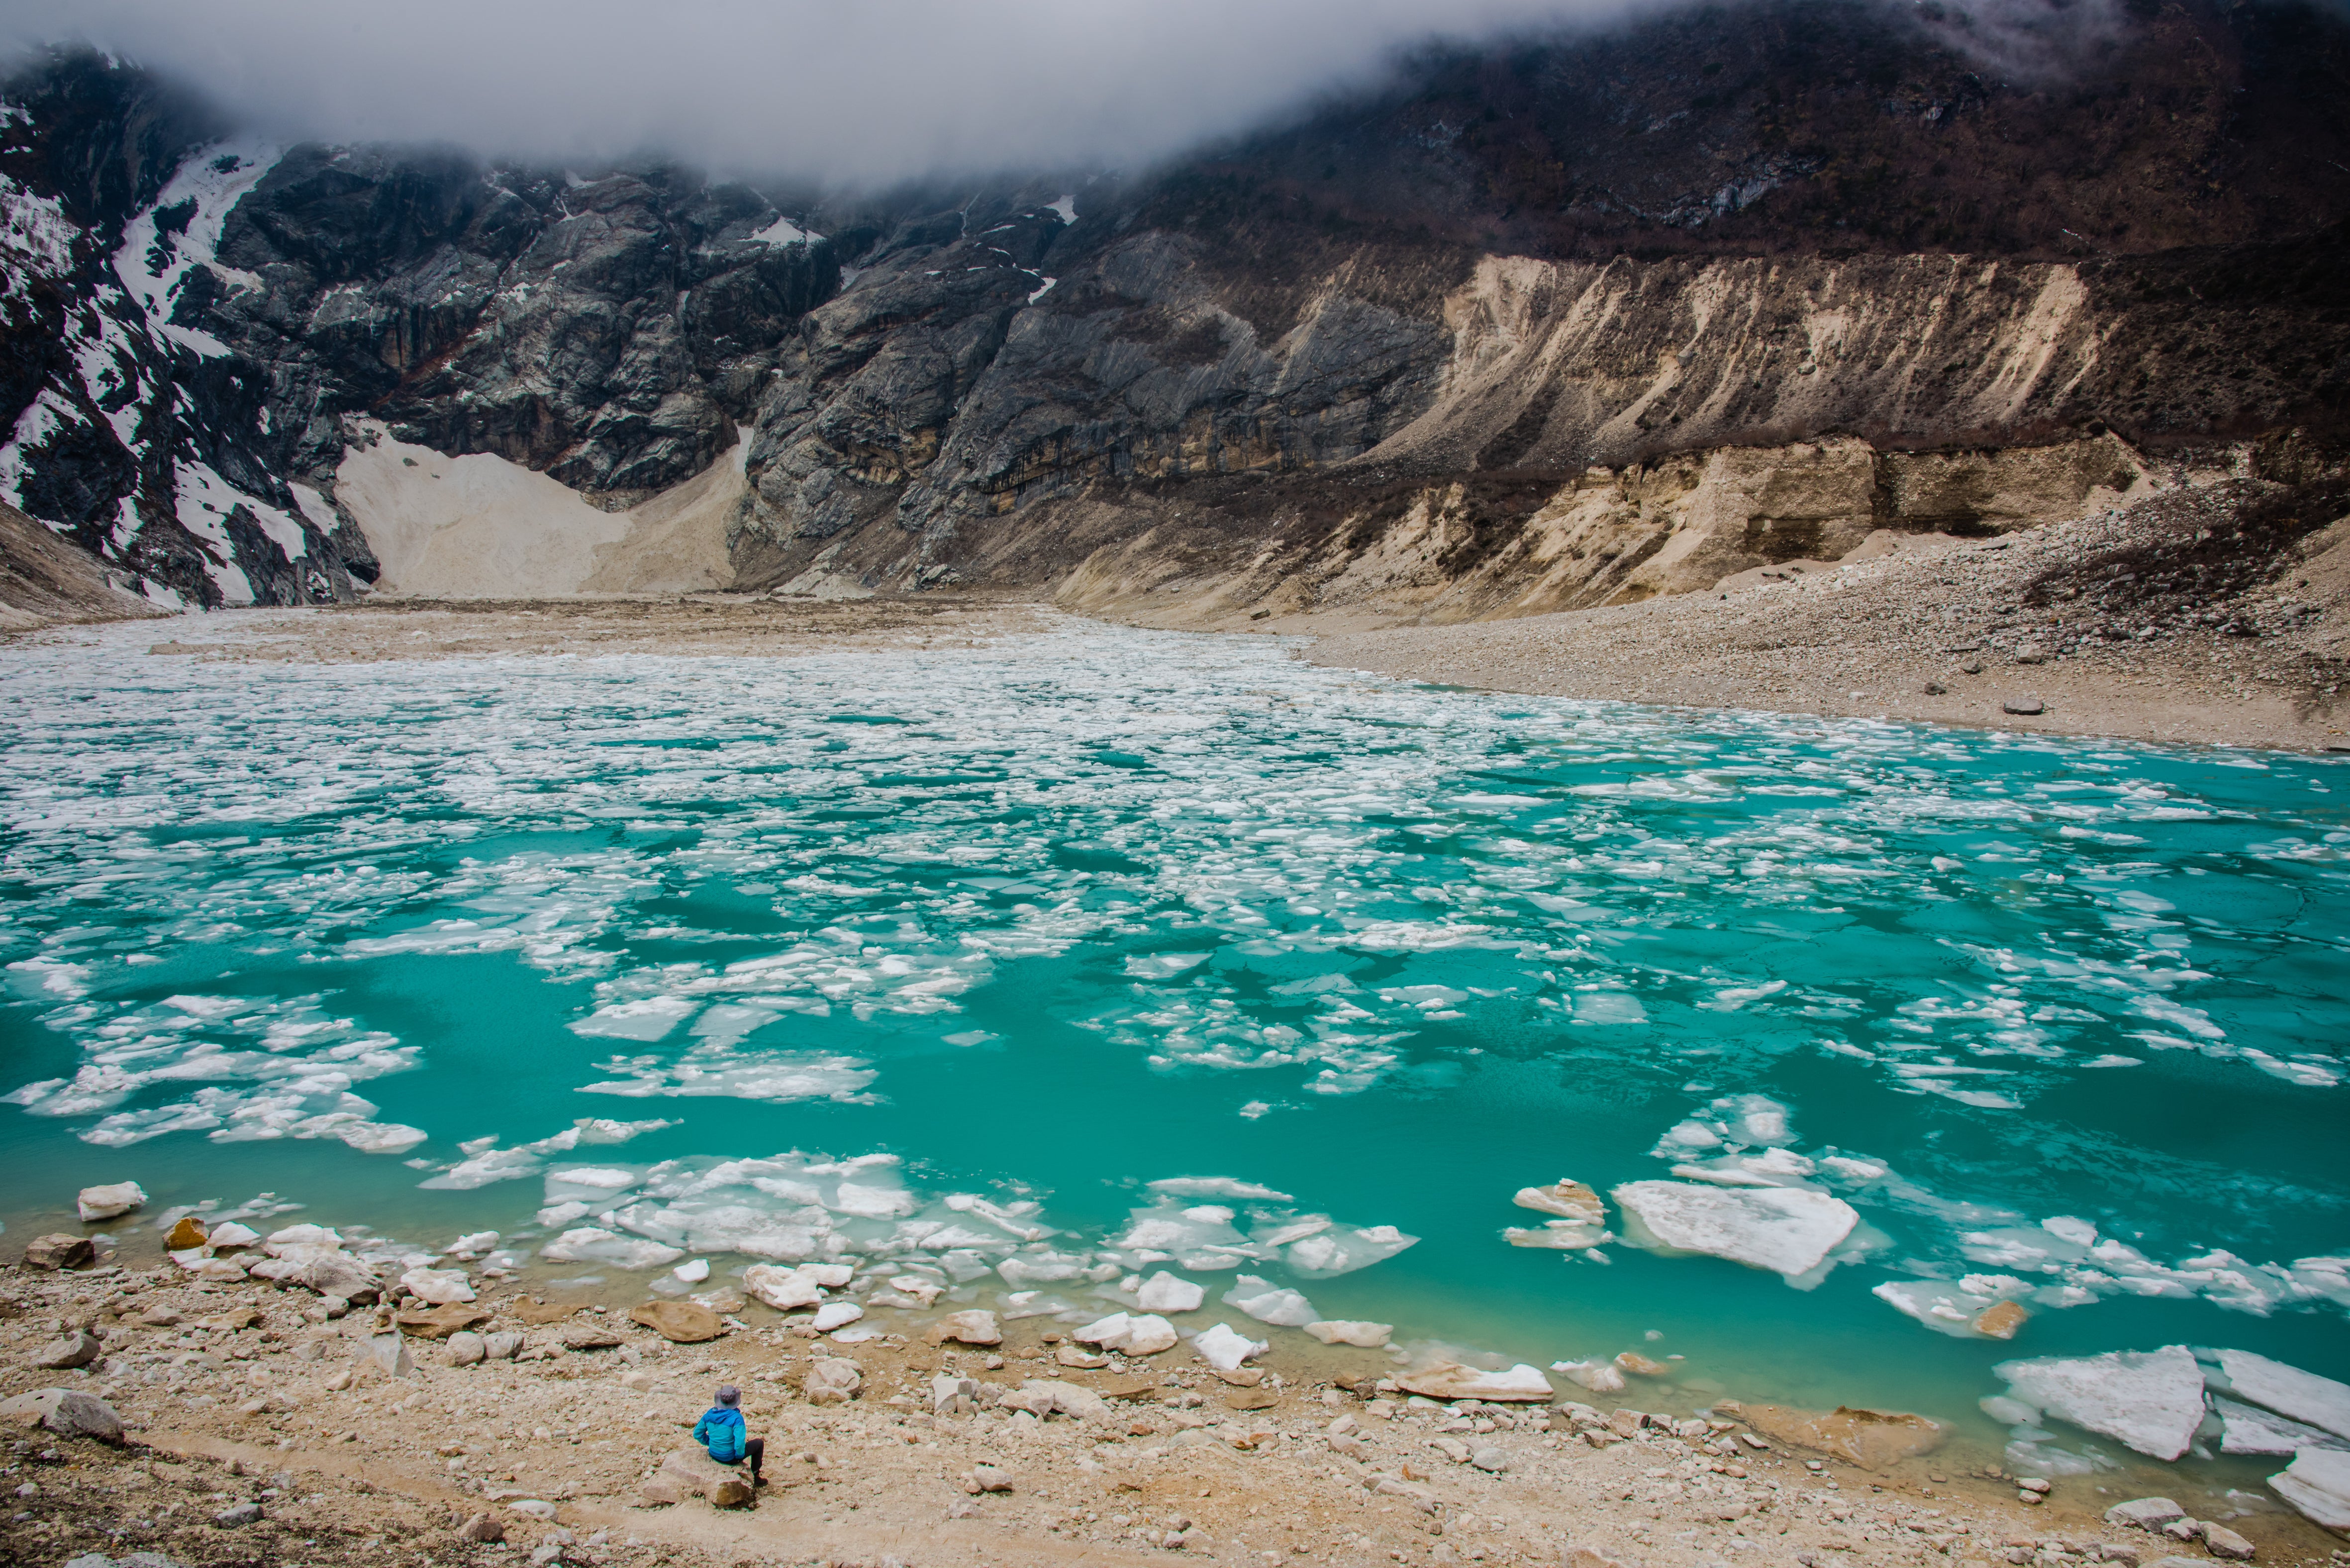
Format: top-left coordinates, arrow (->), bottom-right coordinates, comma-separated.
693,1405 -> 747,1464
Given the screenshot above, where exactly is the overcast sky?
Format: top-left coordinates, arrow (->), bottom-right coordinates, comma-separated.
0,0 -> 1662,183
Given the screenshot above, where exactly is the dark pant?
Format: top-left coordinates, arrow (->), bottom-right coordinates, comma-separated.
744,1437 -> 764,1480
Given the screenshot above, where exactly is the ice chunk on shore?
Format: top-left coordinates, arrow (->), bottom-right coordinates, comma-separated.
1305,1320 -> 1391,1348
1552,1358 -> 1626,1394
401,1266 -> 476,1304
1192,1322 -> 1267,1371
742,1263 -> 826,1310
2212,1349 -> 2350,1441
1222,1274 -> 1317,1326
1075,1311 -> 1178,1356
2271,1449 -> 2350,1530
1136,1271 -> 1204,1312
1612,1180 -> 1859,1281
1398,1363 -> 1555,1402
1994,1345 -> 2206,1461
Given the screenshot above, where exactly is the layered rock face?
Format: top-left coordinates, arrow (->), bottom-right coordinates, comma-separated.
0,0 -> 2345,617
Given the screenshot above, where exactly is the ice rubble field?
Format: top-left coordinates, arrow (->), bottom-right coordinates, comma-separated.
2,618 -> 2348,1472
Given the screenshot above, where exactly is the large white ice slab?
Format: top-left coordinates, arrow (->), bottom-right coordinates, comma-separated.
1994,1345 -> 2206,1461
1613,1180 -> 1858,1280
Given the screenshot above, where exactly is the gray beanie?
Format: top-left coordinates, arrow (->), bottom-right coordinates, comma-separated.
715,1384 -> 741,1406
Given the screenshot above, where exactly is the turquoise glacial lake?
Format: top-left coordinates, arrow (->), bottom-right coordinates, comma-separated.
2,617 -> 2345,1491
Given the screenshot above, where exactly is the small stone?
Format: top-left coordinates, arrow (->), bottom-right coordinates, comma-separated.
932,1374 -> 981,1416
1614,1352 -> 1668,1377
966,1465 -> 1013,1493
1057,1344 -> 1108,1368
628,1300 -> 723,1343
485,1332 -> 525,1360
923,1309 -> 1002,1347
2161,1520 -> 2201,1543
2014,645 -> 2047,664
2019,1477 -> 2053,1494
710,1476 -> 754,1509
2003,696 -> 2047,716
803,1357 -> 863,1404
2199,1523 -> 2255,1560
30,1330 -> 101,1370
559,1325 -> 622,1352
1962,661 -> 1985,674
448,1332 -> 487,1367
212,1501 -> 263,1527
2020,1490 -> 2045,1505
164,1216 -> 209,1251
76,1182 -> 146,1222
1470,1446 -> 1508,1472
2105,1499 -> 2187,1530
946,1499 -> 980,1519
459,1511 -> 505,1542
23,1234 -> 95,1271
359,1333 -> 415,1379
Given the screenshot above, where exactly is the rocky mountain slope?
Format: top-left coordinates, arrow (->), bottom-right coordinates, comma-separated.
0,0 -> 2345,619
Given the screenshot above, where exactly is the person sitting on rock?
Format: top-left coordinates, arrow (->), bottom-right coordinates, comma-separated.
692,1384 -> 765,1485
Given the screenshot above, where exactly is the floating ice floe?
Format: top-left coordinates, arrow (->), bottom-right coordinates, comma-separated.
1872,1278 -> 2031,1340
1994,1345 -> 2206,1461
581,1044 -> 880,1104
540,1227 -> 683,1270
1192,1322 -> 1267,1371
1552,1359 -> 1627,1394
2207,1348 -> 2350,1441
2270,1449 -> 2350,1530
2212,1396 -> 2346,1456
1222,1274 -> 1318,1326
420,1117 -> 673,1190
1505,1177 -> 1612,1251
1135,1271 -> 1204,1312
1612,1180 -> 1860,1285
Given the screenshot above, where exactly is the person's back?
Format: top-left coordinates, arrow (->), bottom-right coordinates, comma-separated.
692,1384 -> 764,1483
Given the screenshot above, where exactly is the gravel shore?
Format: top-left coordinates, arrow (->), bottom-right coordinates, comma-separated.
10,1235 -> 2335,1568
1302,482 -> 2350,754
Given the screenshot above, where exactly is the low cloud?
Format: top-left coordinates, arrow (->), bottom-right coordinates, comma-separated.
0,0 -> 2130,185
0,0 -> 1645,182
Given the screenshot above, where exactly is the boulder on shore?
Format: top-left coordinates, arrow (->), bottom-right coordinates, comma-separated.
23,1234 -> 94,1270
1731,1402 -> 1947,1470
630,1299 -> 724,1343
0,1388 -> 123,1443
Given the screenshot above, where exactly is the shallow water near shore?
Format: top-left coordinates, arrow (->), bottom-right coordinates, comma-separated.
2,617 -> 2345,1502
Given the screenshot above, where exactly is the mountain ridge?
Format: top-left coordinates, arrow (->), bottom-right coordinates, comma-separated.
0,0 -> 2344,621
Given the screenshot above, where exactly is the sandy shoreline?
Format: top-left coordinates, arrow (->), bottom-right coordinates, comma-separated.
8,1218 -> 2335,1568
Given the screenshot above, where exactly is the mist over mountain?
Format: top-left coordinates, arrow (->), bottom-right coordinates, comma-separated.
0,0 -> 2165,185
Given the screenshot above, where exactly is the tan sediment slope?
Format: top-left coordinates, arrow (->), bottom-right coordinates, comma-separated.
0,500 -> 165,633
1301,484 -> 2350,754
336,425 -> 747,598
